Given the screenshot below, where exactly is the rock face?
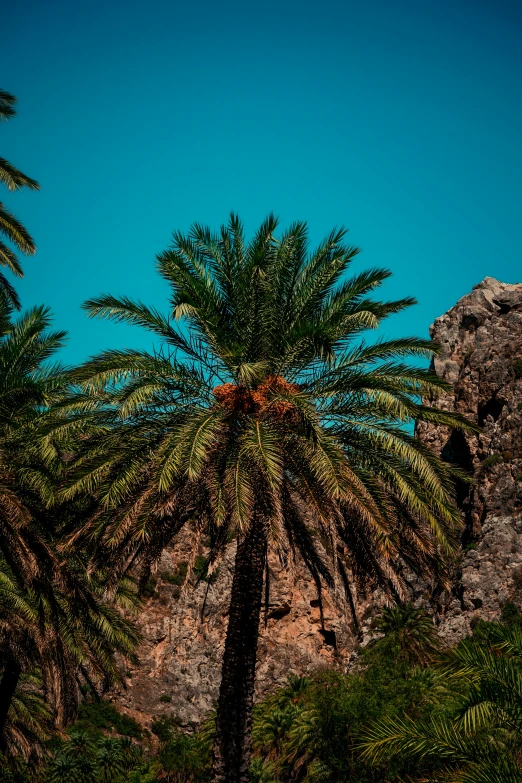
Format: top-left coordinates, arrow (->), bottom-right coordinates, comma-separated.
417,277 -> 522,643
112,533 -> 358,727
112,277 -> 522,725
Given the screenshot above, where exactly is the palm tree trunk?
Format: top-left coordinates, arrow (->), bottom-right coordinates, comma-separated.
0,658 -> 21,751
212,519 -> 267,783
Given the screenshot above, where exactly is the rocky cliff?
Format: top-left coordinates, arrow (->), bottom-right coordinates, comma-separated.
112,531 -> 357,727
417,277 -> 522,643
111,277 -> 522,726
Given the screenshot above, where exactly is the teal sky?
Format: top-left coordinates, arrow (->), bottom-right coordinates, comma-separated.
2,0 -> 521,364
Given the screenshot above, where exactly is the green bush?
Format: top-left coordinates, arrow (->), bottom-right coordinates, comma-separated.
12,609 -> 522,783
155,732 -> 210,782
151,715 -> 182,742
141,576 -> 157,598
74,699 -> 143,739
482,453 -> 503,468
500,600 -> 522,626
513,357 -> 522,379
193,555 -> 218,583
359,616 -> 522,781
160,561 -> 188,586
248,607 -> 459,783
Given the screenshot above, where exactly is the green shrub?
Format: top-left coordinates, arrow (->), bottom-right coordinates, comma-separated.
513,358 -> 522,379
159,694 -> 172,703
482,453 -> 503,468
151,716 -> 181,743
0,756 -> 31,783
193,555 -> 218,583
156,732 -> 210,782
160,562 -> 188,586
74,699 -> 143,739
500,601 -> 522,627
11,613 -> 522,783
141,576 -> 157,598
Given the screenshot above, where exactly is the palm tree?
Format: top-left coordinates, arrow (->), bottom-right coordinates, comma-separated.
368,603 -> 442,665
283,706 -> 322,781
359,622 -> 522,782
65,214 -> 473,783
0,302 -> 140,753
0,303 -> 67,744
248,758 -> 279,783
46,733 -> 143,783
252,705 -> 299,760
0,90 -> 40,310
0,671 -> 52,762
0,548 -> 140,749
250,675 -> 316,780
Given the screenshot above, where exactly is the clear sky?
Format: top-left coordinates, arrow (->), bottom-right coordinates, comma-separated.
2,0 -> 521,364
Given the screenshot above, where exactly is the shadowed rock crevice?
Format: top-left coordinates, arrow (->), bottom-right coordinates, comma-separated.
441,430 -> 474,543
267,604 -> 291,620
319,629 -> 337,649
478,397 -> 504,426
494,302 -> 511,315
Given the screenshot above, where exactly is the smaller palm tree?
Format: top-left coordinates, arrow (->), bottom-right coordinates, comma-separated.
152,728 -> 210,783
95,737 -> 127,783
368,603 -> 442,665
0,672 -> 52,762
275,676 -> 311,706
47,754 -> 90,783
0,90 -> 40,310
359,622 -> 522,782
251,676 -> 321,781
248,758 -> 279,783
48,732 -> 145,783
282,706 -> 322,780
0,302 -> 140,752
253,705 -> 299,760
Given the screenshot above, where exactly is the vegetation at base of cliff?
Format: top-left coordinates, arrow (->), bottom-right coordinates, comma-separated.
72,701 -> 144,740
6,604 -> 522,783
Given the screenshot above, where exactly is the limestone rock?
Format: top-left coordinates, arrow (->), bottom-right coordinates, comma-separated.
416,277 -> 522,643
110,532 -> 357,727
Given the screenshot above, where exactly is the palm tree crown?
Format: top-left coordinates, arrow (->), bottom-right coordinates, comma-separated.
0,90 -> 40,310
69,214 -> 469,582
369,602 -> 442,665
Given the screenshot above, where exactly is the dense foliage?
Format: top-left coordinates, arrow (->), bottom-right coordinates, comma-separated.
5,606 -> 522,782
0,301 -> 140,757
